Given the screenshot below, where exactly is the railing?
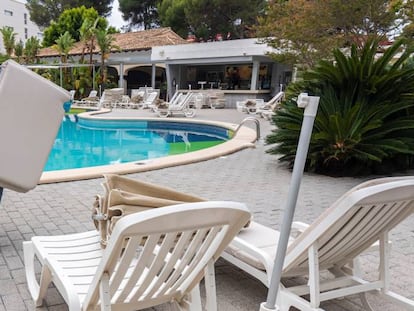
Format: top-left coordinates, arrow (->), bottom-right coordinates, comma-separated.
234,117 -> 261,142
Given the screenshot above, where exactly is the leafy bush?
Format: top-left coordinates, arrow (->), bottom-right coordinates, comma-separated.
267,39 -> 414,176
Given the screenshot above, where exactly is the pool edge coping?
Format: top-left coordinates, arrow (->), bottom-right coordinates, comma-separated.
39,110 -> 257,184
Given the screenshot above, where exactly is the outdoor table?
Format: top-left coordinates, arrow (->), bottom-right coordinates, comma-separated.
198,81 -> 207,89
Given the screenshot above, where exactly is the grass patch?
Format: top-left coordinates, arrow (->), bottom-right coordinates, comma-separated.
168,141 -> 224,155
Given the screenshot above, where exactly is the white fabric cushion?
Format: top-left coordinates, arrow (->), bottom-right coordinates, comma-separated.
226,221 -> 293,270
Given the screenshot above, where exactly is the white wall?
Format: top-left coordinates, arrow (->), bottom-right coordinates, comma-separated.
152,38 -> 277,63
0,0 -> 43,54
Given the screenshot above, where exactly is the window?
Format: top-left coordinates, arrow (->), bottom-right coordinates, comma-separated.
24,28 -> 28,39
24,13 -> 27,25
4,10 -> 13,16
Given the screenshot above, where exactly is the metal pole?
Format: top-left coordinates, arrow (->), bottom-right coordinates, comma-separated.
260,94 -> 320,311
60,66 -> 63,87
93,66 -> 96,91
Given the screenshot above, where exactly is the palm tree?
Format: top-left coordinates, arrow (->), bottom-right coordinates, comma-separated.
0,26 -> 16,56
24,36 -> 40,63
53,31 -> 75,64
266,39 -> 414,175
96,29 -> 119,85
79,18 -> 99,65
53,31 -> 75,88
14,40 -> 24,63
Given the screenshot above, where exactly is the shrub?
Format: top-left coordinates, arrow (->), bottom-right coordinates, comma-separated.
266,39 -> 414,176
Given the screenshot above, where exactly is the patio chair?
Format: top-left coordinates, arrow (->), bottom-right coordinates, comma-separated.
222,177 -> 414,311
142,91 -> 159,110
236,91 -> 284,115
156,92 -> 196,118
96,88 -> 125,109
73,90 -> 98,107
127,89 -> 145,109
24,201 -> 251,311
256,91 -> 285,120
236,98 -> 264,114
206,90 -> 226,109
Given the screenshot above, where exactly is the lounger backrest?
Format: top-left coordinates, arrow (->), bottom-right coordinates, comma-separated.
167,92 -> 191,110
107,88 -> 124,102
89,90 -> 98,98
268,91 -> 284,107
82,201 -> 250,310
145,92 -> 158,103
176,92 -> 194,108
284,179 -> 414,276
131,89 -> 144,99
169,92 -> 182,105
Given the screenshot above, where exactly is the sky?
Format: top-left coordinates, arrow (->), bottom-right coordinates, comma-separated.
107,0 -> 126,30
17,0 -> 126,30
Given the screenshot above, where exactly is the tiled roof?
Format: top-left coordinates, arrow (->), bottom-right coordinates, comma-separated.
37,27 -> 187,57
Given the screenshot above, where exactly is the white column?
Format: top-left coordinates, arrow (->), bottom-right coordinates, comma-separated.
151,64 -> 156,88
165,64 -> 172,100
118,62 -> 124,89
251,60 -> 260,90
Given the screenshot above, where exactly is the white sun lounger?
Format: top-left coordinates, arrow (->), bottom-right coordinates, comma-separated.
156,92 -> 196,118
223,177 -> 414,310
24,201 -> 251,311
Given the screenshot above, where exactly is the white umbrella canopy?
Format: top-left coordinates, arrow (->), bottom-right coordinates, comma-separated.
260,93 -> 320,311
0,60 -> 69,194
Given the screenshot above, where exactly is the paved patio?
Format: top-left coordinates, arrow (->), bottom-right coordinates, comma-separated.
0,109 -> 413,310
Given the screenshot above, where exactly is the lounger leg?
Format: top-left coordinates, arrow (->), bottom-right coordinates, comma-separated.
379,231 -> 390,293
99,272 -> 111,311
158,110 -> 169,117
277,287 -> 325,311
176,285 -> 202,311
204,260 -> 217,311
308,243 -> 320,308
379,232 -> 414,310
23,241 -> 52,307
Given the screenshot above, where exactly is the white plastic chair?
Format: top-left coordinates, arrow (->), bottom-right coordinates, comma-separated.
24,201 -> 251,311
222,178 -> 414,311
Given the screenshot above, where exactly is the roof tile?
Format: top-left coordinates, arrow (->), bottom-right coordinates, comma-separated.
38,27 -> 187,57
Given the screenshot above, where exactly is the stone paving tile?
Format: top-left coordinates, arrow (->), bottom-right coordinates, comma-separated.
0,109 -> 413,310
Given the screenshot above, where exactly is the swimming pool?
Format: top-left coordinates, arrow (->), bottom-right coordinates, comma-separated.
44,115 -> 230,171
39,111 -> 257,184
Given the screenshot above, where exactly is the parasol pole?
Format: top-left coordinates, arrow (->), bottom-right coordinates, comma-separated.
260,93 -> 320,311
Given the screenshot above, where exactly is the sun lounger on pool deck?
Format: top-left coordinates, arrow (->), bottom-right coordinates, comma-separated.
23,201 -> 251,311
222,177 -> 414,310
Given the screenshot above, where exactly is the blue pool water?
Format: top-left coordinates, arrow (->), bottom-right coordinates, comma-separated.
44,116 -> 230,171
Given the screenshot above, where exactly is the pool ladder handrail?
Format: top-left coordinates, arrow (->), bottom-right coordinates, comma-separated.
234,117 -> 260,142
